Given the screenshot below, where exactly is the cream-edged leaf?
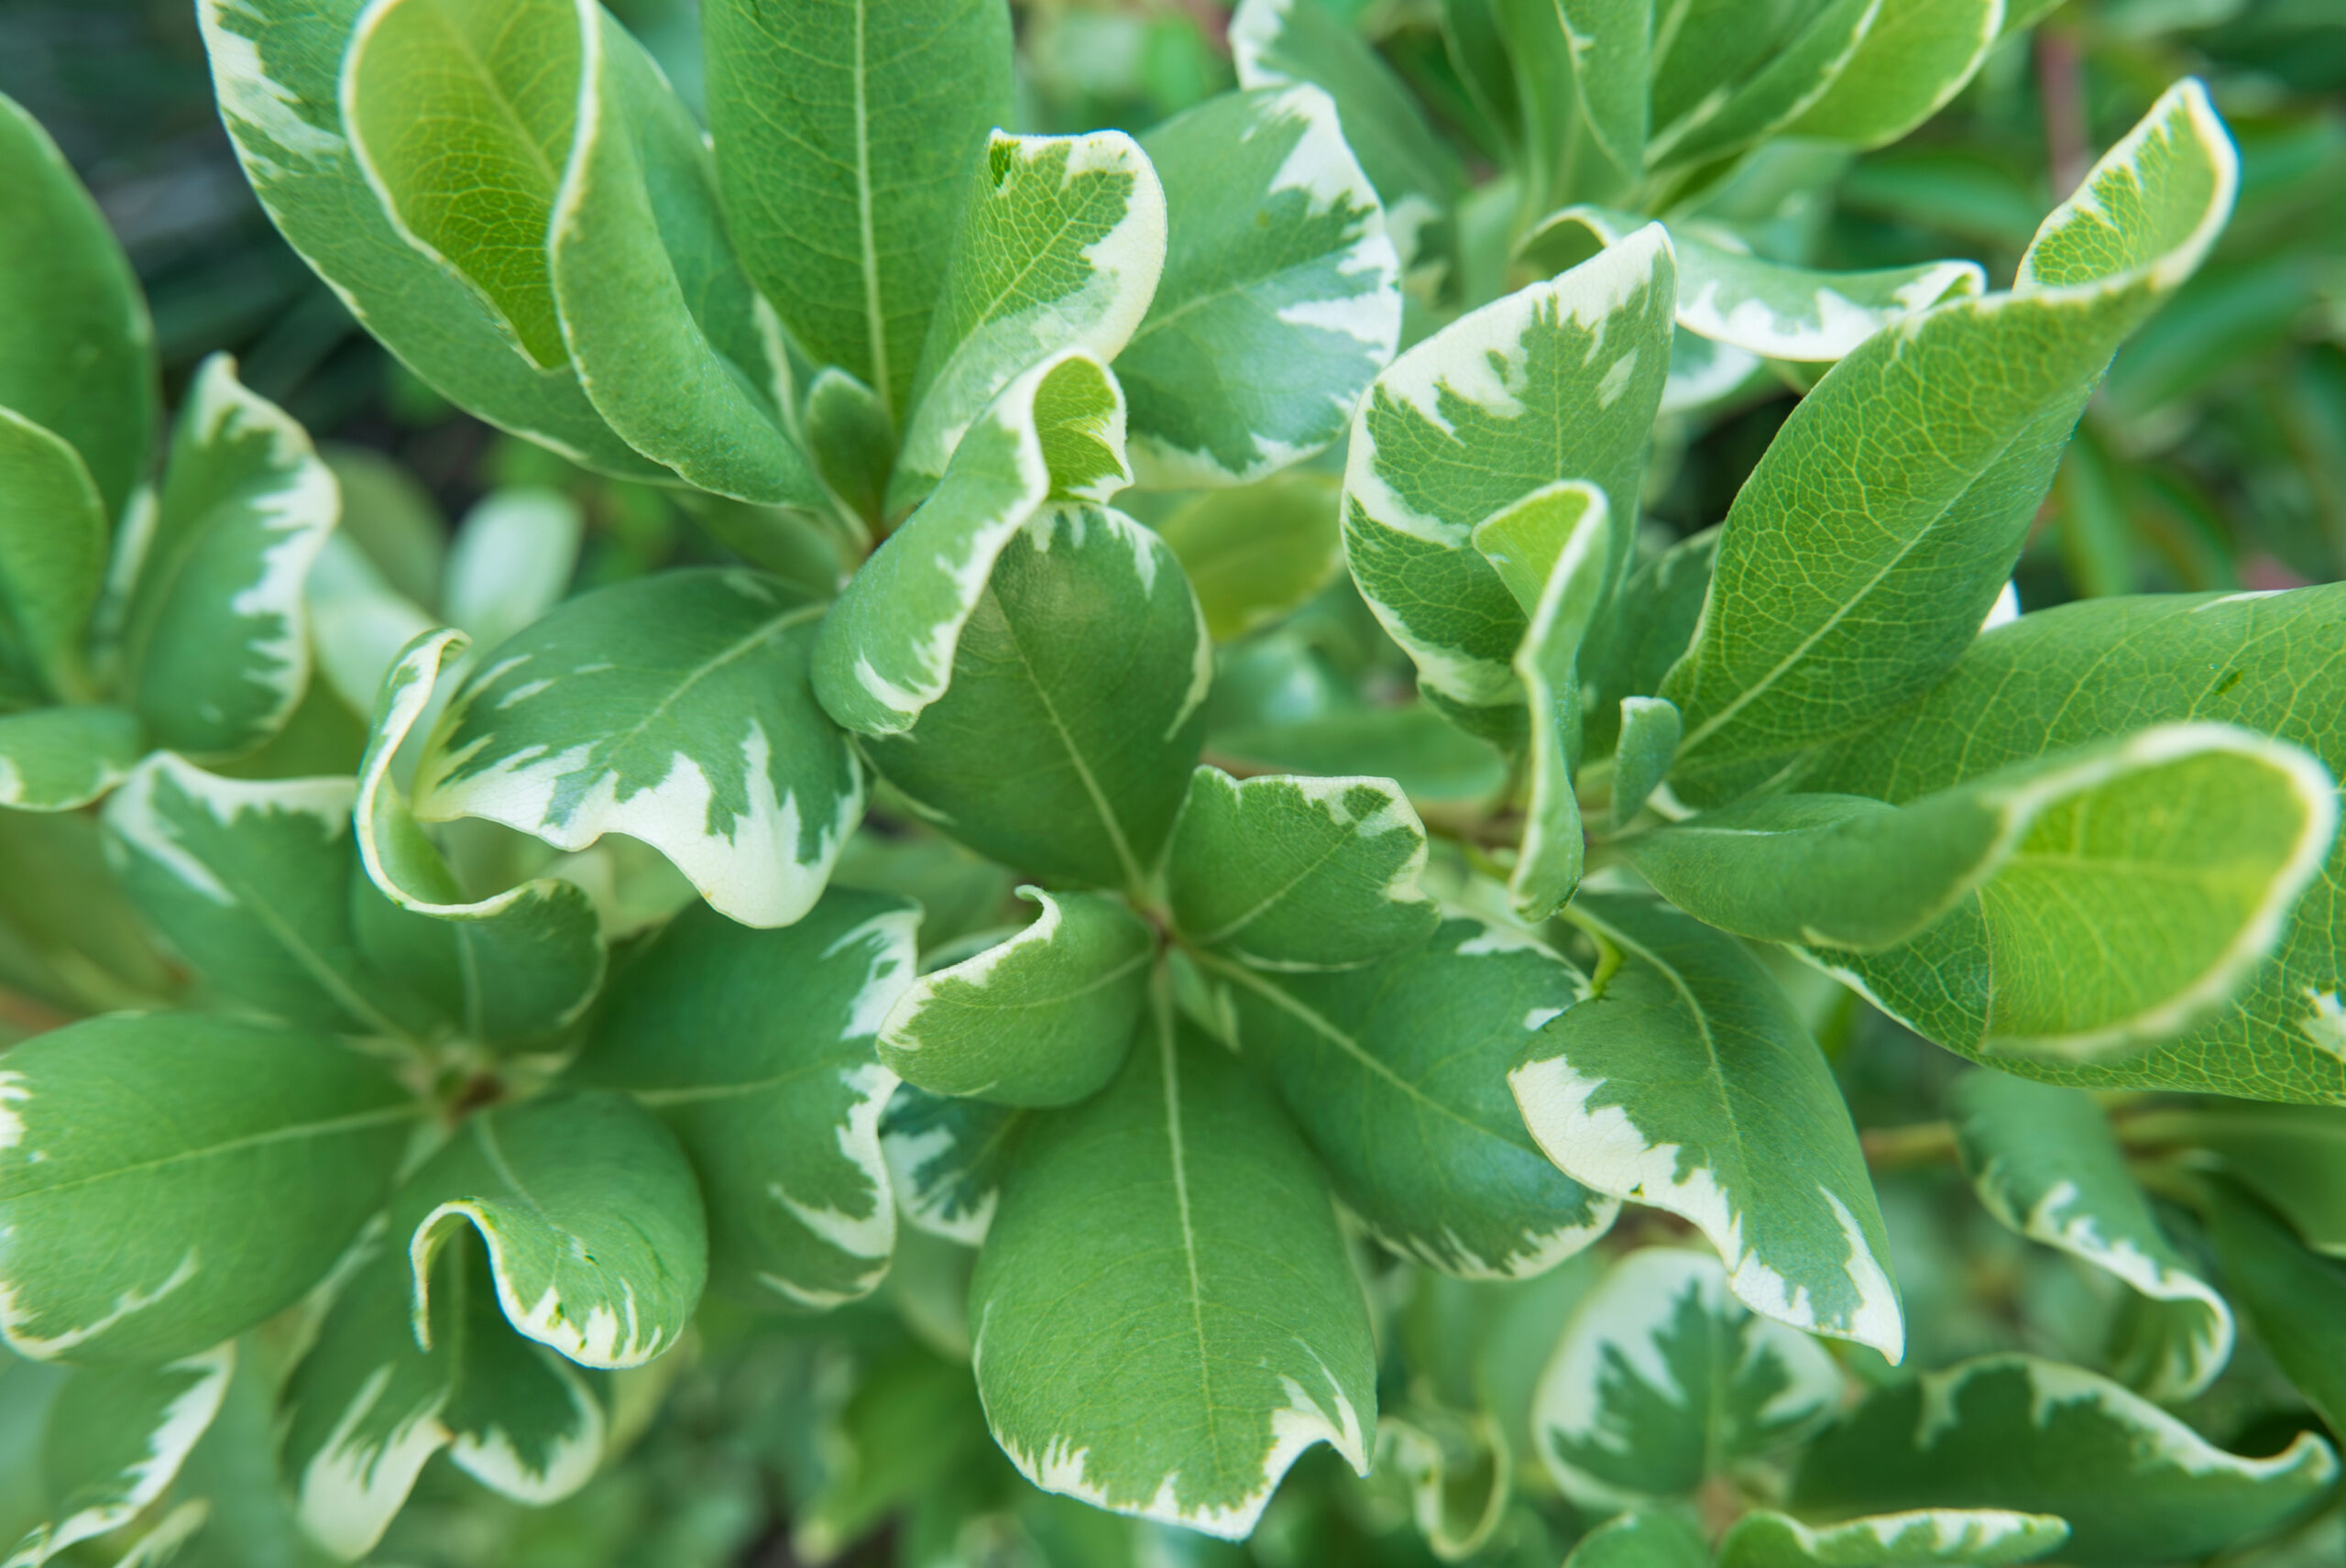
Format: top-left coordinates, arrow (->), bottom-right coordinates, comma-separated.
1718,1508 -> 2070,1568
415,570 -> 861,928
568,891 -> 918,1309
1199,916 -> 1618,1278
969,1000 -> 1376,1538
0,1014 -> 416,1364
1511,895 -> 1903,1357
0,707 -> 143,815
879,1084 -> 1026,1247
5,1347 -> 233,1568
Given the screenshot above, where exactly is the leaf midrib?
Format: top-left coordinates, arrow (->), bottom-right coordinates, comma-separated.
6,1104 -> 419,1200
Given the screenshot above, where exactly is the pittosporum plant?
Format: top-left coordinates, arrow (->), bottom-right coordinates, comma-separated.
0,1 -> 2342,1565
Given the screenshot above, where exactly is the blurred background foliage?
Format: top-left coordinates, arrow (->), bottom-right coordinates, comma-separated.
1,2 -> 2341,1564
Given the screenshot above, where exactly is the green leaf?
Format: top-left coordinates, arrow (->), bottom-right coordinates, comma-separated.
1167,768 -> 1437,971
440,488 -> 580,656
1610,696 -> 1680,829
281,1242 -> 601,1560
893,130 -> 1167,499
702,0 -> 1014,419
794,1343 -> 994,1563
1341,225 -> 1674,739
1229,0 -> 1463,269
1564,1511 -> 1713,1568
814,351 -> 1130,739
0,93 -> 155,530
195,0 -> 660,477
1529,206 -> 1985,361
969,999 -> 1376,1538
1511,895 -> 1903,1357
0,1013 -> 415,1364
1635,727 -> 2335,1058
805,369 -> 897,531
6,1346 -> 233,1568
861,503 -> 1211,895
1781,0 -> 2004,149
303,532 -> 436,717
1661,82 -> 2238,795
122,356 -> 338,760
568,892 -> 917,1308
1157,470 -> 1343,642
1790,1355 -> 2340,1567
1557,0 -> 1655,178
1803,587 -> 2346,1102
543,5 -> 824,507
1717,1509 -> 2070,1568
1375,1406 -> 1508,1562
347,630 -> 607,1047
1475,480 -> 1609,920
2201,1178 -> 2346,1435
1119,85 -> 1400,488
398,1089 -> 706,1368
0,411 -> 107,702
880,888 -> 1151,1108
102,755 -> 422,1037
1649,0 -> 1876,170
880,1084 -> 1025,1245
0,708 -> 143,814
415,569 -> 861,927
1950,1072 -> 2230,1398
1195,916 -> 1617,1277
2185,1105 -> 2346,1252
1532,1247 -> 1842,1508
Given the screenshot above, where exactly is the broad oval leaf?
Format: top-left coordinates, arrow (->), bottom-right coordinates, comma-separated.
1803,587 -> 2346,1102
1564,1511 -> 1714,1568
0,411 -> 107,703
1166,768 -> 1438,972
1781,0 -> 2004,150
122,356 -> 338,760
348,630 -> 608,1047
0,707 -> 143,815
1528,205 -> 1985,361
861,503 -> 1211,895
970,1002 -> 1376,1538
814,351 -> 1129,739
1532,1247 -> 1842,1508
1511,894 -> 1903,1358
702,0 -> 1014,419
6,1346 -> 234,1568
195,0 -> 660,477
398,1089 -> 707,1369
1342,225 -> 1674,740
568,892 -> 918,1309
0,1014 -> 416,1364
1198,916 -> 1618,1278
894,130 -> 1167,499
1634,725 -> 2335,1058
880,888 -> 1151,1108
1119,84 -> 1400,488
102,754 -> 423,1038
1790,1355 -> 2340,1567
1661,82 -> 2238,795
1717,1508 -> 2071,1568
1950,1071 -> 2231,1399
282,1241 -> 601,1560
0,93 -> 155,530
1157,469 -> 1343,642
415,569 -> 862,928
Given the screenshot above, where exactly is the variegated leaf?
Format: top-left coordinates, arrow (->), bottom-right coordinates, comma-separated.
0,1014 -> 415,1364
397,1089 -> 706,1369
0,410 -> 107,704
879,1084 -> 1025,1247
569,892 -> 917,1309
1198,916 -> 1617,1278
1341,226 -> 1673,740
1532,1247 -> 1842,1508
813,351 -> 1130,739
121,356 -> 338,760
415,570 -> 861,928
1511,894 -> 1903,1358
1950,1072 -> 2231,1399
880,888 -> 1151,1108
893,130 -> 1166,500
1118,84 -> 1400,488
1166,768 -> 1437,972
0,707 -> 143,814
1718,1508 -> 2070,1568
